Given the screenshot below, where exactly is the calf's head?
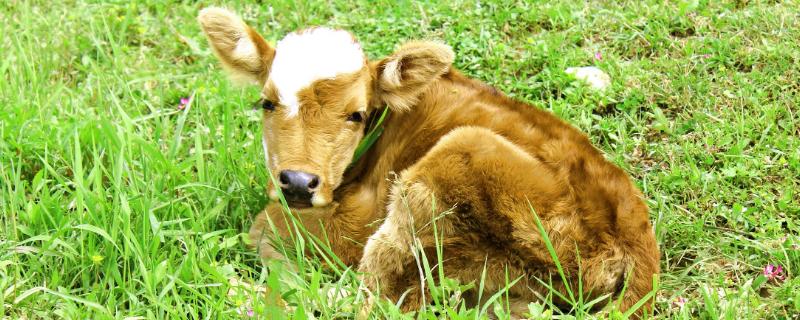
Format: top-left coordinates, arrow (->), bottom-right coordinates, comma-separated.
198,8 -> 453,209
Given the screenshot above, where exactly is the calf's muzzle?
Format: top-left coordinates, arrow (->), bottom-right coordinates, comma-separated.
278,170 -> 320,208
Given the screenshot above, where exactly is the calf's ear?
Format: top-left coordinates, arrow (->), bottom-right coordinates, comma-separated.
198,7 -> 275,85
373,41 -> 454,111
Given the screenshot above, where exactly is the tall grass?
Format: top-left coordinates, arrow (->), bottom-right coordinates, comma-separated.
2,0 -> 799,319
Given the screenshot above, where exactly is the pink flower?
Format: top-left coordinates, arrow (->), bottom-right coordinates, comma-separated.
246,309 -> 254,317
672,296 -> 687,308
594,52 -> 602,61
178,97 -> 191,110
763,264 -> 785,282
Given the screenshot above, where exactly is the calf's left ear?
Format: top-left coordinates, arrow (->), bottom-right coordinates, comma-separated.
373,41 -> 454,111
198,7 -> 275,85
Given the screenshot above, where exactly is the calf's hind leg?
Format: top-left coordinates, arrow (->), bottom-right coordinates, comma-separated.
359,126 -> 571,316
357,176 -> 442,313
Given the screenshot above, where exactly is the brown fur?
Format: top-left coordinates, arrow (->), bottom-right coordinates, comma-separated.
199,7 -> 659,318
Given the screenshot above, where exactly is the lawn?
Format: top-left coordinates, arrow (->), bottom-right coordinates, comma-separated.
1,0 -> 799,319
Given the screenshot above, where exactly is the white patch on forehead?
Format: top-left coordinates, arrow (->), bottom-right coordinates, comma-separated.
269,28 -> 365,117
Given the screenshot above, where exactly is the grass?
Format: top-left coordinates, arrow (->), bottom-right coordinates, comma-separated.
1,0 -> 799,318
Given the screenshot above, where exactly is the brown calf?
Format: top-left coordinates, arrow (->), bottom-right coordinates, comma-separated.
198,7 -> 660,318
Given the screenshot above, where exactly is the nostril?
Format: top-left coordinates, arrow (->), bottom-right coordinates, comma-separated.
279,171 -> 290,185
307,176 -> 320,189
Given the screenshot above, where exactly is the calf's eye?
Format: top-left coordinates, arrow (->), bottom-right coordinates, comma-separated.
347,111 -> 365,122
261,99 -> 275,111
253,99 -> 275,111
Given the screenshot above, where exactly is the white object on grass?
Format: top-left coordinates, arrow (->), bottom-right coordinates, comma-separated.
565,66 -> 611,91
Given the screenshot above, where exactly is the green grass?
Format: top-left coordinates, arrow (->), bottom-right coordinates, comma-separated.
2,0 -> 799,319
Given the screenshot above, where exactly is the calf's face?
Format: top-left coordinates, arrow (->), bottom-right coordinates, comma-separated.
260,71 -> 371,209
258,28 -> 371,209
199,8 -> 453,210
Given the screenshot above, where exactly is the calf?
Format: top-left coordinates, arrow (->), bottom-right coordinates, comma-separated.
198,7 -> 659,317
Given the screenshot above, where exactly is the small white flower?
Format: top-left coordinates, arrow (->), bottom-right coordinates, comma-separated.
565,66 -> 612,91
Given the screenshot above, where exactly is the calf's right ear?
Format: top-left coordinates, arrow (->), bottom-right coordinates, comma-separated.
373,41 -> 454,112
198,7 -> 275,85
